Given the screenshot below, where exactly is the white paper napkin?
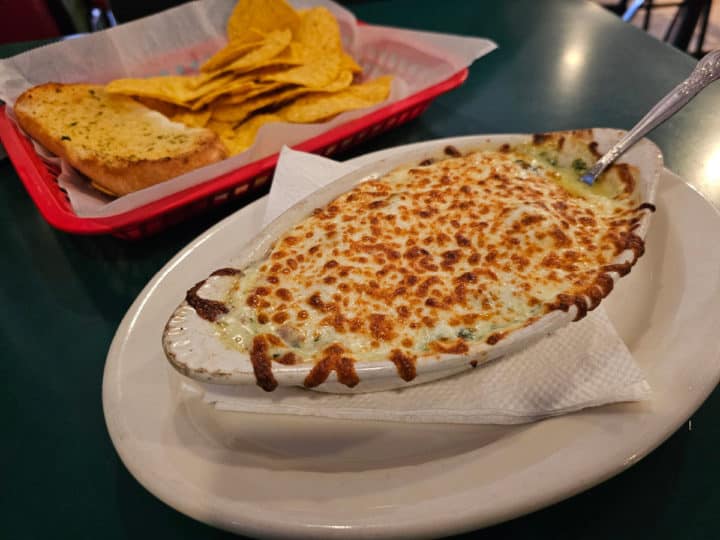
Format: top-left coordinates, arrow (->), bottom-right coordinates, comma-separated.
194,147 -> 651,425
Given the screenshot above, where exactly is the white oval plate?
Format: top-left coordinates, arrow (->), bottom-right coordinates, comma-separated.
162,129 -> 661,393
103,142 -> 720,539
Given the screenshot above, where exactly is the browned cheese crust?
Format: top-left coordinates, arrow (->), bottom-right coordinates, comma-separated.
190,131 -> 655,391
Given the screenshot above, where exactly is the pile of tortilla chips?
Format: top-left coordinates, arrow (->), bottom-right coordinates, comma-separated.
105,0 -> 392,155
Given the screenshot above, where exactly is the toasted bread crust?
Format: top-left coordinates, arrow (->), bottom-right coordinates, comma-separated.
14,83 -> 228,197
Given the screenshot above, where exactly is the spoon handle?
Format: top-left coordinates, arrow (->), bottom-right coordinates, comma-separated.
581,49 -> 720,185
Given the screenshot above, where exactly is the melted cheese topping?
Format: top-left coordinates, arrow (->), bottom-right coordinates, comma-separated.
211,138 -> 648,390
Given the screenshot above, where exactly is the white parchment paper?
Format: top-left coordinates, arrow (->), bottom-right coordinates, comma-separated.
0,0 -> 496,218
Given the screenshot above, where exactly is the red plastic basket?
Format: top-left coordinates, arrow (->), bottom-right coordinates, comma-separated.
0,69 -> 467,239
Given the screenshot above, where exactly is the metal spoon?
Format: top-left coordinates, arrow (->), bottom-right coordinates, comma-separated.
581,48 -> 720,185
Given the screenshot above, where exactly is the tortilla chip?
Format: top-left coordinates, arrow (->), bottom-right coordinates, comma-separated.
211,70 -> 354,123
106,73 -> 236,107
200,37 -> 266,73
134,96 -> 181,117
171,107 -> 212,128
191,77 -> 277,110
227,0 -> 300,44
209,29 -> 292,75
261,54 -> 341,89
207,119 -> 234,138
257,8 -> 347,89
190,64 -> 299,110
316,69 -> 354,92
340,51 -> 363,74
211,82 -> 287,107
211,49 -> 304,85
211,114 -> 282,155
279,75 -> 392,123
296,7 -> 343,53
211,88 -> 302,123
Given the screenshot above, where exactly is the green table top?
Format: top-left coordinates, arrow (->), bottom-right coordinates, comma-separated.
2,1 -> 719,538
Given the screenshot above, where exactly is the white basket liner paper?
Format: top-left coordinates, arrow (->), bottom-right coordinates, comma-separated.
0,0 -> 496,218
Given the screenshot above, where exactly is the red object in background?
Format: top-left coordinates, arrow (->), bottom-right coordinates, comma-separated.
0,0 -> 68,44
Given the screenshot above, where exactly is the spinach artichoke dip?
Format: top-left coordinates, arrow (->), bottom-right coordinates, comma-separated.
186,131 -> 655,391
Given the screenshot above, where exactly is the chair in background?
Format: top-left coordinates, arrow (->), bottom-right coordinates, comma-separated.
602,0 -> 713,57
0,0 -> 116,45
89,0 -> 116,31
0,0 -> 77,44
